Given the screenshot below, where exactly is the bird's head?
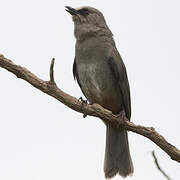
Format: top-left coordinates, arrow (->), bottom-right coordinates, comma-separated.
65,6 -> 113,40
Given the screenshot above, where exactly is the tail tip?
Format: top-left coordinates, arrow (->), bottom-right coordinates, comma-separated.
105,164 -> 134,179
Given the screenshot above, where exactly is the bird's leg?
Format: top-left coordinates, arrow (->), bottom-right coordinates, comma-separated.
78,97 -> 88,118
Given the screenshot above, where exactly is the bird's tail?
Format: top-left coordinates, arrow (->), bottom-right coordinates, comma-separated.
104,125 -> 134,178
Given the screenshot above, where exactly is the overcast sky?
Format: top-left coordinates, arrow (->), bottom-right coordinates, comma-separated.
1,0 -> 180,180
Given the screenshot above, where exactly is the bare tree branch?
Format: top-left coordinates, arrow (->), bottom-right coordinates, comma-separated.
0,54 -> 180,163
152,151 -> 172,180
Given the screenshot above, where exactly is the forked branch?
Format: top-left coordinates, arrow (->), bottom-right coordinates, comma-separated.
0,54 -> 180,163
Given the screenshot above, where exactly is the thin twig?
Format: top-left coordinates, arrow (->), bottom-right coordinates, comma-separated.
152,151 -> 172,180
50,58 -> 55,83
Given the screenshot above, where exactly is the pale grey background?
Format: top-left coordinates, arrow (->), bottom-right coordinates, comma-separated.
0,0 -> 180,179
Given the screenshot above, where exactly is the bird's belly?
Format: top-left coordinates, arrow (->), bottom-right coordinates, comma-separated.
77,63 -> 122,113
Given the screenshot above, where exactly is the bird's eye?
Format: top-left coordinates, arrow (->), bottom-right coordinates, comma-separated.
78,8 -> 89,16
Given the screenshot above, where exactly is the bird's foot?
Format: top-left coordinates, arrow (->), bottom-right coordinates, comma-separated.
116,110 -> 126,126
78,97 -> 87,104
78,97 -> 88,118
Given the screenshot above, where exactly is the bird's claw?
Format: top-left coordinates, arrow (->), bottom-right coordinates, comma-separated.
78,97 -> 88,104
78,97 -> 88,118
116,110 -> 127,126
83,114 -> 87,118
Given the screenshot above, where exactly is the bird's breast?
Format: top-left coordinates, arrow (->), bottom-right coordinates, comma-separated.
76,61 -> 123,112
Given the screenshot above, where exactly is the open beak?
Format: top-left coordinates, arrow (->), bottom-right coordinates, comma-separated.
65,6 -> 78,16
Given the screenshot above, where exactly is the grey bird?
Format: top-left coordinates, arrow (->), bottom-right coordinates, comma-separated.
65,6 -> 134,178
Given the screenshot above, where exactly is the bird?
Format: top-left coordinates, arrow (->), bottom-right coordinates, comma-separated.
65,6 -> 134,179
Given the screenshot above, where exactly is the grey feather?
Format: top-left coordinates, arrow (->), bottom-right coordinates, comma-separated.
107,56 -> 131,120
66,6 -> 134,178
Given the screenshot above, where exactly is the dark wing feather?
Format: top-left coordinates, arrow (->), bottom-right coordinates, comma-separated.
108,57 -> 131,120
73,58 -> 77,80
73,57 -> 82,89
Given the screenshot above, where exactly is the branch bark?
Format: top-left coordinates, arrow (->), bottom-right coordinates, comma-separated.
0,54 -> 180,163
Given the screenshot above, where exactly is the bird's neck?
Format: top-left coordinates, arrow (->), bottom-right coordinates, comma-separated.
74,25 -> 115,45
